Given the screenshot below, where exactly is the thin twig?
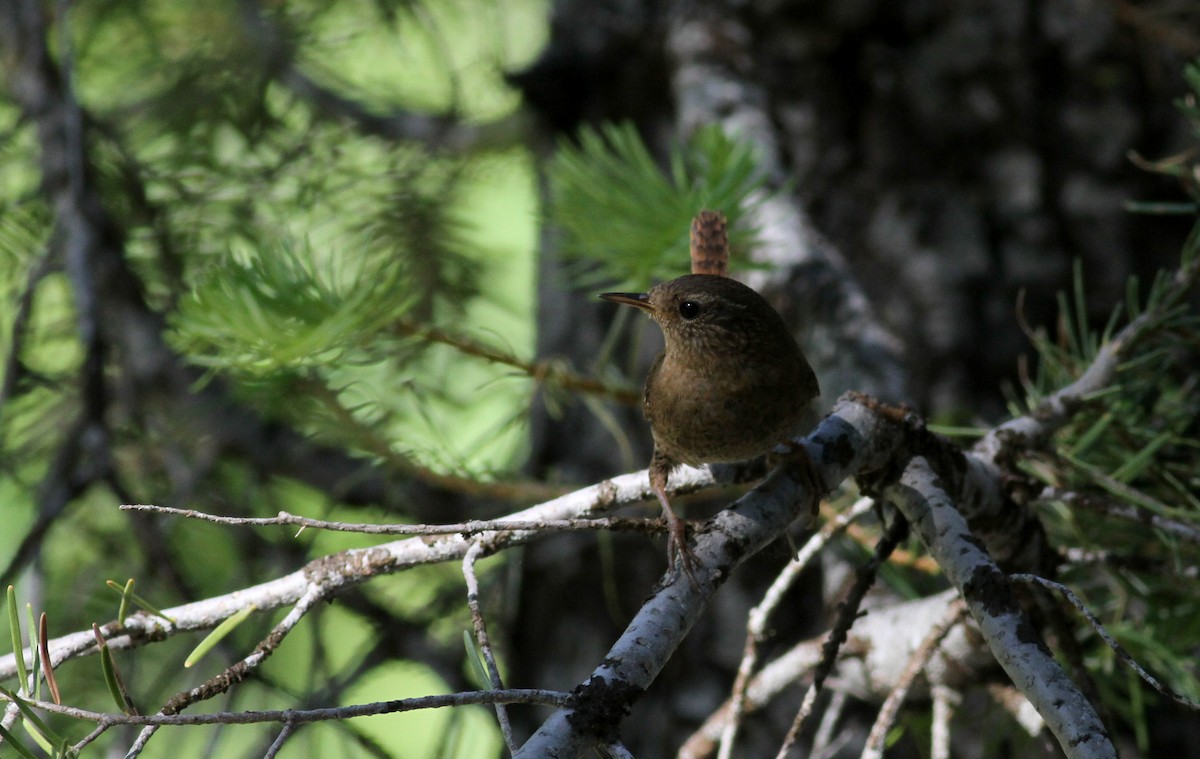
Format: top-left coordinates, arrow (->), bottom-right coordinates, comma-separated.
0,689 -> 571,733
120,504 -> 664,536
394,317 -> 640,405
861,600 -> 968,758
463,540 -> 515,751
976,246 -> 1200,465
296,376 -> 569,503
810,690 -> 848,759
73,721 -> 112,753
0,251 -> 54,421
240,0 -> 526,153
775,515 -> 907,758
930,684 -> 959,759
263,721 -> 296,758
4,466 -> 718,689
718,497 -> 875,759
1035,487 -> 1200,545
126,583 -> 328,756
845,520 -> 941,574
1009,574 -> 1200,711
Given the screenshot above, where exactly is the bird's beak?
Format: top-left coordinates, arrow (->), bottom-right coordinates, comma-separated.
599,292 -> 653,312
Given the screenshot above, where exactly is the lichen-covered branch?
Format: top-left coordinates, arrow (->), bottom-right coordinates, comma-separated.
886,458 -> 1115,759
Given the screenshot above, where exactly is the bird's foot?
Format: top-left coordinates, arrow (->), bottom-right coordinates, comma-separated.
664,510 -> 700,590
774,441 -> 825,521
653,485 -> 701,589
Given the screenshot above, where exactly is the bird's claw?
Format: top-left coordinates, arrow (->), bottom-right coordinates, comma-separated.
665,512 -> 700,590
776,441 -> 825,520
653,483 -> 701,589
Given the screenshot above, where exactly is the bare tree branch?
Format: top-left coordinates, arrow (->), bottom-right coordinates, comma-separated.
0,688 -> 568,736
514,397 -> 904,757
120,504 -> 666,536
1010,574 -> 1200,710
0,466 -> 713,683
463,539 -> 517,752
392,316 -> 640,405
776,516 -> 907,757
885,457 -> 1115,759
1035,486 -> 1200,545
0,251 -> 54,417
680,589 -> 992,759
862,601 -> 968,759
717,496 -> 876,758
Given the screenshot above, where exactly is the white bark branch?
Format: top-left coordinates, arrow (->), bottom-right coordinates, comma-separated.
514,398 -> 901,757
0,467 -> 714,683
886,457 -> 1116,759
861,601 -> 967,759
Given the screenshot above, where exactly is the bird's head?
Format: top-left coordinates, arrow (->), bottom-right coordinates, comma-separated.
600,274 -> 789,355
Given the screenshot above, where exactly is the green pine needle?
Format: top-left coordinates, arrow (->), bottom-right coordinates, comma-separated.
548,122 -> 773,289
184,605 -> 257,668
6,586 -> 28,694
169,240 -> 415,374
0,723 -> 39,759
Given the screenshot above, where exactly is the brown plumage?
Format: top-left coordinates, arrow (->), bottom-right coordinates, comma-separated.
600,270 -> 820,584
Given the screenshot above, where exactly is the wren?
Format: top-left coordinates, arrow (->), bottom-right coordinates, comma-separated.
600,211 -> 820,584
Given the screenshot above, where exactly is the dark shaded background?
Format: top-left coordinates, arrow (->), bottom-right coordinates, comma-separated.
518,1 -> 1196,756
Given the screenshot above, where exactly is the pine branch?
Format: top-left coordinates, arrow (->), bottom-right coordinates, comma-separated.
392,316 -> 639,405
298,375 -> 568,502
886,459 -> 1114,759
548,122 -> 772,288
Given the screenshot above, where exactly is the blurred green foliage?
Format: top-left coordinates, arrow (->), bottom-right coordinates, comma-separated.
1,0 -> 548,755
548,121 -> 773,289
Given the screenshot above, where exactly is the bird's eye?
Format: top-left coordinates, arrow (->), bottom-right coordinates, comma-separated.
679,301 -> 702,320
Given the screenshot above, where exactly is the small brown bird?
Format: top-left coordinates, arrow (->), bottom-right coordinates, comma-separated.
600,211 -> 820,583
